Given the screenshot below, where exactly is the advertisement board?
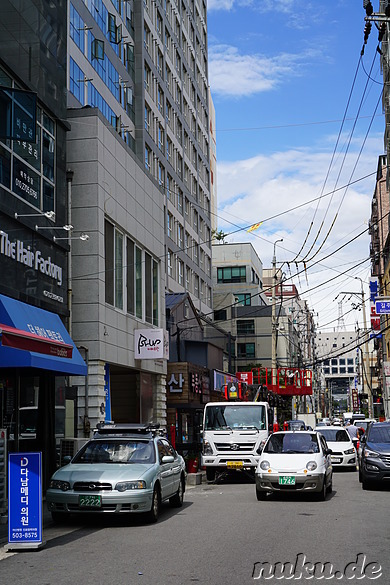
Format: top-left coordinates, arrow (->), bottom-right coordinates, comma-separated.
7,452 -> 44,550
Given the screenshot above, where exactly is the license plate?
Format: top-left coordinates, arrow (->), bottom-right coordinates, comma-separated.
227,461 -> 243,469
79,495 -> 102,508
279,475 -> 295,485
332,457 -> 342,463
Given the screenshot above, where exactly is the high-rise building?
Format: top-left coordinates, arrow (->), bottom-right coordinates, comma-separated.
67,0 -> 213,429
68,0 -> 212,314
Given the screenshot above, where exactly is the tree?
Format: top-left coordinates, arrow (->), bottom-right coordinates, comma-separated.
212,229 -> 227,243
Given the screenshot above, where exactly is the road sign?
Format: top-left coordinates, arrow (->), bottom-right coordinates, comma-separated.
375,298 -> 390,314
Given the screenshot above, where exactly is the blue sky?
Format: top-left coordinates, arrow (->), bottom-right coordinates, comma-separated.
207,0 -> 385,331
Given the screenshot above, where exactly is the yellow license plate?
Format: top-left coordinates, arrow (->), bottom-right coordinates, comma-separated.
227,461 -> 243,469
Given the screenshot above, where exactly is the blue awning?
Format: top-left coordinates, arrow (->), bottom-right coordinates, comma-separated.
0,294 -> 87,376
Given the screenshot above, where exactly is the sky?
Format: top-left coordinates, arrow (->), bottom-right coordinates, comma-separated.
206,0 -> 385,333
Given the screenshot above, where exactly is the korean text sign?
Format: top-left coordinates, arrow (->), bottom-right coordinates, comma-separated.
8,452 -> 42,545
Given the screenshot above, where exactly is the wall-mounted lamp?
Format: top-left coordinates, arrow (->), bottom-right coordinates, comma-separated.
35,224 -> 73,232
53,233 -> 89,242
15,210 -> 55,220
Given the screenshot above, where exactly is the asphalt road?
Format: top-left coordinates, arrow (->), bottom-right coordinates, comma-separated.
0,470 -> 389,585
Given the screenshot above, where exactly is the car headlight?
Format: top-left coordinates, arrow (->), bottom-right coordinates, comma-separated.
260,460 -> 270,470
306,461 -> 317,471
115,480 -> 147,492
344,448 -> 355,455
203,440 -> 213,455
49,479 -> 71,491
363,448 -> 379,459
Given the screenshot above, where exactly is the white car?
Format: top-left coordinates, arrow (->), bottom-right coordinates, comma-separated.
315,426 -> 356,470
255,431 -> 333,501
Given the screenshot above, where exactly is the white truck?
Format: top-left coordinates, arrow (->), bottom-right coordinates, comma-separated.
201,401 -> 271,481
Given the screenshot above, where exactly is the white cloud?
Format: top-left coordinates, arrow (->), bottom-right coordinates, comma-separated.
214,137 -> 382,328
209,45 -> 316,97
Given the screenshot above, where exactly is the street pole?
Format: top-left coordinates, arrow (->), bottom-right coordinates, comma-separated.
272,239 -> 283,423
356,278 -> 373,418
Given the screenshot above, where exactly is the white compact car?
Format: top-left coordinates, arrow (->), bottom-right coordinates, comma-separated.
315,426 -> 356,470
255,431 -> 333,501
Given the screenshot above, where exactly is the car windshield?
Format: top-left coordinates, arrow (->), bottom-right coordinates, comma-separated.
367,426 -> 390,444
204,405 -> 266,430
318,429 -> 350,442
264,433 -> 320,454
73,439 -> 156,464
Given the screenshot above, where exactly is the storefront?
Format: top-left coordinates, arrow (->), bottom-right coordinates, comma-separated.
0,293 -> 87,487
166,362 -> 210,457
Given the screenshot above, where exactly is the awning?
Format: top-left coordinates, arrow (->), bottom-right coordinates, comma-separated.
0,294 -> 87,376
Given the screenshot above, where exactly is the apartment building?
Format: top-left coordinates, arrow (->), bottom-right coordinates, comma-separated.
67,0 -> 213,429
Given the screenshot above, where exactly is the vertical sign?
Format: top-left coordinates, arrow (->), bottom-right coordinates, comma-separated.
8,452 -> 43,549
104,363 -> 112,423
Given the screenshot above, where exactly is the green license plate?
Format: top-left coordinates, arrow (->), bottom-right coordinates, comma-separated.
79,495 -> 102,508
279,475 -> 296,485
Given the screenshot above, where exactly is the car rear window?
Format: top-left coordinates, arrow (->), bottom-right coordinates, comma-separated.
318,429 -> 350,442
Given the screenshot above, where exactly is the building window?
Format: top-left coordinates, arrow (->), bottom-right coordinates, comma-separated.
236,294 -> 251,306
145,145 -> 151,172
217,266 -> 246,283
178,259 -> 184,285
339,367 -> 346,374
237,320 -> 255,335
104,219 -> 123,310
167,212 -> 173,238
70,4 -> 85,53
214,309 -> 227,321
331,359 -> 337,365
69,57 -> 85,105
347,367 -> 354,373
237,343 -> 255,359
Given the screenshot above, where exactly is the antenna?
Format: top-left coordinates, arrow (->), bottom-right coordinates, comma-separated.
337,300 -> 346,332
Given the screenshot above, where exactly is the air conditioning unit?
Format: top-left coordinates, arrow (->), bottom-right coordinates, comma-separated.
60,438 -> 89,466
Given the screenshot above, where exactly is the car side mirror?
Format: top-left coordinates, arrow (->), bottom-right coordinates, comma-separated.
62,455 -> 71,465
256,446 -> 263,455
161,455 -> 174,464
325,448 -> 332,456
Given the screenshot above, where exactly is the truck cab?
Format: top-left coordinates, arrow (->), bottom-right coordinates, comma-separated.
201,401 -> 271,481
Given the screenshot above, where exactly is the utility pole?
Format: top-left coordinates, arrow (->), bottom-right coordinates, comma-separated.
272,239 -> 283,422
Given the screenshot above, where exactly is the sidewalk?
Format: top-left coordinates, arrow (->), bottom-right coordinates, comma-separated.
0,505 -> 54,547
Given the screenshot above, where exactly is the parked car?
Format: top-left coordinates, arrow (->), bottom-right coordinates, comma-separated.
46,423 -> 186,523
255,431 -> 333,501
315,426 -> 356,470
359,421 -> 390,489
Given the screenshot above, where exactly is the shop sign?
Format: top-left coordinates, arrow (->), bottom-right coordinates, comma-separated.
351,388 -> 359,411
8,452 -> 44,549
190,372 -> 202,394
135,328 -> 166,359
236,371 -> 253,384
168,373 -> 184,393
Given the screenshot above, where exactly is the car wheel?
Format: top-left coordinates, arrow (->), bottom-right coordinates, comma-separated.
362,479 -> 372,491
358,469 -> 362,483
326,477 -> 333,494
256,488 -> 268,501
318,476 -> 327,501
206,467 -> 216,482
147,486 -> 160,523
170,476 -> 185,508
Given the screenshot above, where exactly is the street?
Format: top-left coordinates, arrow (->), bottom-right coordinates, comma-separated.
0,471 -> 389,585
